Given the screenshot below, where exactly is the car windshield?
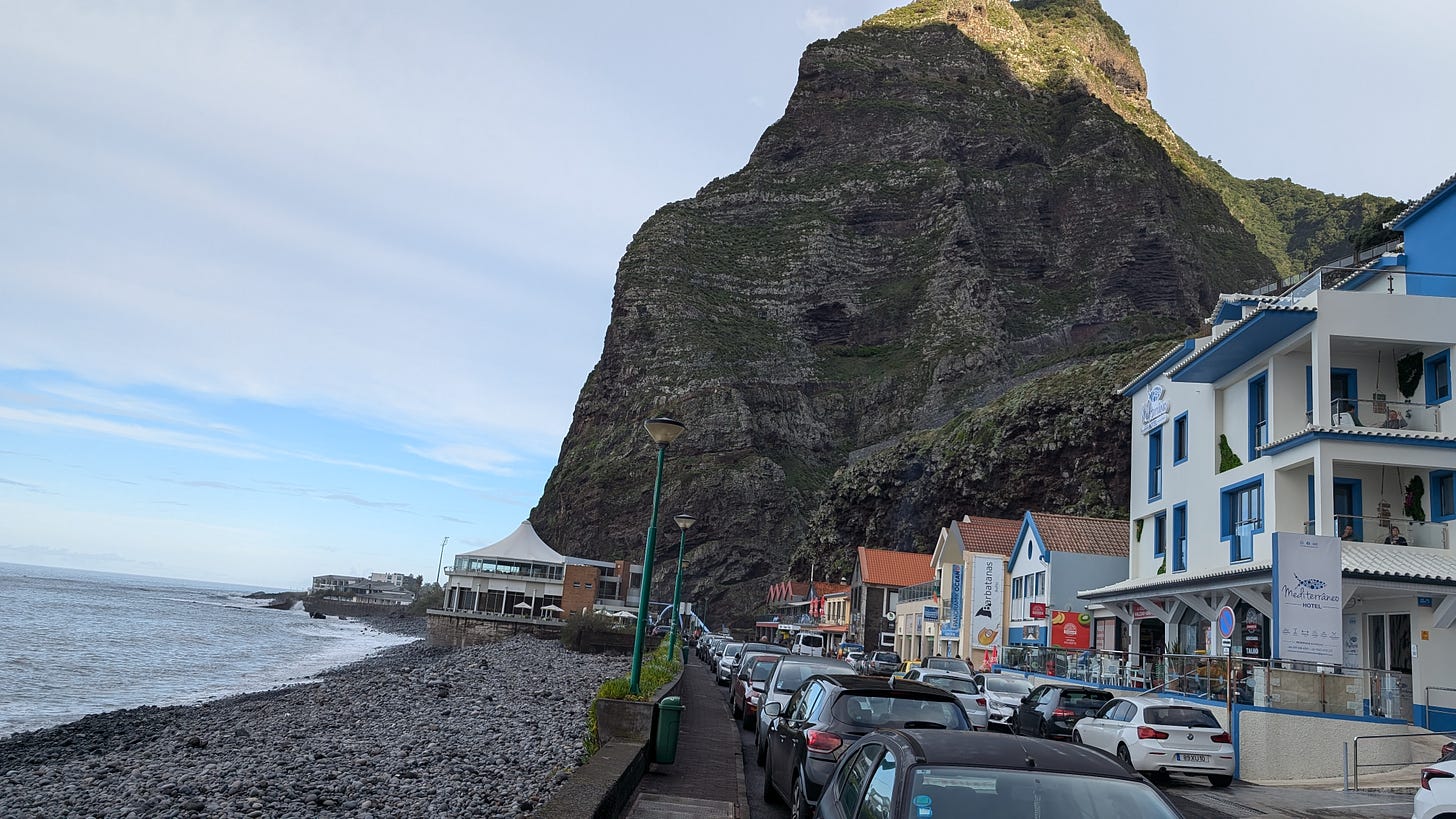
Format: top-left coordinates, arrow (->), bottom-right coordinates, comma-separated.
908,766 -> 1179,819
833,695 -> 969,730
872,652 -> 901,664
744,642 -> 789,654
924,658 -> 973,675
800,635 -> 823,646
774,662 -> 850,692
749,659 -> 780,682
925,677 -> 979,696
982,678 -> 1033,696
1144,707 -> 1221,728
1062,690 -> 1112,708
723,645 -> 743,658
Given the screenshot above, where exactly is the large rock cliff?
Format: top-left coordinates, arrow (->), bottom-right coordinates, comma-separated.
531,0 -> 1396,625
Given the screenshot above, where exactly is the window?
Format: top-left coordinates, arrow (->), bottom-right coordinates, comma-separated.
856,749 -> 897,819
1172,503 -> 1188,572
1428,351 -> 1452,405
1012,577 -> 1023,599
1148,428 -> 1163,501
1222,478 -> 1264,562
835,745 -> 879,816
1434,471 -> 1456,523
1173,413 -> 1188,465
1034,572 -> 1046,596
1153,512 -> 1166,558
1248,371 -> 1268,461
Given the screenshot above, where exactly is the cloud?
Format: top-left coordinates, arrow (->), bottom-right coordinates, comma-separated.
405,443 -> 520,475
0,405 -> 263,459
173,480 -> 260,492
798,7 -> 849,38
437,515 -> 475,525
320,493 -> 410,511
0,477 -> 47,493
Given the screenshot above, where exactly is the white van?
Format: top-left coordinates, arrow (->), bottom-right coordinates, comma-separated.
791,631 -> 825,657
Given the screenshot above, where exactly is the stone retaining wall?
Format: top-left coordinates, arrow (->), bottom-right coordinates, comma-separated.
426,610 -> 562,647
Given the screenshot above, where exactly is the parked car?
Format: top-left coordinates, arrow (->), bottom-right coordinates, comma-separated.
921,656 -> 974,676
791,631 -> 826,657
1072,696 -> 1235,787
1415,759 -> 1456,819
843,650 -> 864,669
719,641 -> 787,685
761,675 -> 970,817
885,655 -> 920,676
715,642 -> 746,685
755,657 -> 857,765
1011,683 -> 1112,741
859,650 -> 901,676
815,728 -> 1183,819
974,673 -> 1034,732
901,668 -> 989,730
731,654 -> 782,728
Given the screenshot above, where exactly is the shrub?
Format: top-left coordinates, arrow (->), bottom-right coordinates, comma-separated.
1217,434 -> 1242,473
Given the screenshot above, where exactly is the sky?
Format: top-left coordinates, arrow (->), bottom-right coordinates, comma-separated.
2,1 -> 1453,590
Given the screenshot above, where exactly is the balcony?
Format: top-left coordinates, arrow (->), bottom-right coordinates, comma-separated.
1306,514 -> 1449,549
1311,397 -> 1442,434
899,579 -> 938,604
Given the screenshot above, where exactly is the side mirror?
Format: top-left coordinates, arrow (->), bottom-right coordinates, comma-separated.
764,702 -> 783,717
1021,696 -> 1034,705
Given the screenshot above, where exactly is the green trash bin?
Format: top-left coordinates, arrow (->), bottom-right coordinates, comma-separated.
654,696 -> 685,764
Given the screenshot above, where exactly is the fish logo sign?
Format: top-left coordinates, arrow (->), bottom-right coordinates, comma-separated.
1293,574 -> 1326,591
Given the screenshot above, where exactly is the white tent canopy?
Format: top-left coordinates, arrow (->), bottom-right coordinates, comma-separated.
458,521 -> 565,564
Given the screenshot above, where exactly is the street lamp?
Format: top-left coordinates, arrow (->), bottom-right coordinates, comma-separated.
629,416 -> 686,694
667,513 -> 697,660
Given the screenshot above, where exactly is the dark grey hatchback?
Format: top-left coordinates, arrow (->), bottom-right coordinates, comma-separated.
762,675 -> 970,819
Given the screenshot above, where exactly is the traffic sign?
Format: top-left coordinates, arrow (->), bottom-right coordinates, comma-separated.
1217,605 -> 1236,639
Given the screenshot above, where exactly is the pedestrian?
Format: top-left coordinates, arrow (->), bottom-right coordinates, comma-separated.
1385,525 -> 1408,545
1341,524 -> 1355,541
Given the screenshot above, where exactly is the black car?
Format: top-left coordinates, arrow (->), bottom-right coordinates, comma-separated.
762,674 -> 970,818
1012,683 -> 1112,740
816,728 -> 1184,819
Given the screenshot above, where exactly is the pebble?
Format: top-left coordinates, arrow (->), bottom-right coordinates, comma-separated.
0,635 -> 629,817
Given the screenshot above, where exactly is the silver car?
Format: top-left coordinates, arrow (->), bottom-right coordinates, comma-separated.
975,672 -> 1034,731
902,668 -> 989,730
715,642 -> 745,685
753,656 -> 855,766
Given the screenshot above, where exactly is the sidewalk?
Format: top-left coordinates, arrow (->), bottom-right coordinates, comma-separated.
626,655 -> 749,819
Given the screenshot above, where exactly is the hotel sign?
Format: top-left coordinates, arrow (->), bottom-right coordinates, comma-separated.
1140,385 -> 1170,434
1273,532 -> 1343,665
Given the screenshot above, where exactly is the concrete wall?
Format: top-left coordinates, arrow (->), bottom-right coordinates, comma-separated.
1236,707 -> 1419,782
426,610 -> 561,647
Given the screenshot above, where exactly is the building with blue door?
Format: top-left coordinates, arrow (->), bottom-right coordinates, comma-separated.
1080,171 -> 1456,732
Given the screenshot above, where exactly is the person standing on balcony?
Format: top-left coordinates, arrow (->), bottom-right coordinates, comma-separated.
1385,526 -> 1409,545
1341,524 -> 1356,541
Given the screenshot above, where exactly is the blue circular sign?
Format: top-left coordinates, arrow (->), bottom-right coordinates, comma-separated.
1217,606 -> 1236,639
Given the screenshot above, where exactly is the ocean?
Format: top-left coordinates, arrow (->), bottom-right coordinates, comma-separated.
0,562 -> 417,738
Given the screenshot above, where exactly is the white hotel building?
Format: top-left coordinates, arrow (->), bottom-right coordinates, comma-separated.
1080,173 -> 1456,733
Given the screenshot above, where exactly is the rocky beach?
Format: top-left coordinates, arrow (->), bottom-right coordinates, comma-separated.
0,633 -> 628,818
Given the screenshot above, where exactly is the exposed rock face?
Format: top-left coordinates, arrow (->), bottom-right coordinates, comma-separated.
532,0 -> 1394,625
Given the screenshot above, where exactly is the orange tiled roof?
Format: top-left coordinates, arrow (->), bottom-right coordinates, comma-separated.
1029,512 -> 1129,558
858,547 -> 934,588
955,516 -> 1022,558
812,582 -> 851,598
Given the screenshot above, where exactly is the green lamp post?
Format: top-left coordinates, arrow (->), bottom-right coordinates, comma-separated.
667,513 -> 697,660
628,416 -> 686,695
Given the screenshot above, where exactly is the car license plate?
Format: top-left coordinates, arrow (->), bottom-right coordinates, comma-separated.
1175,753 -> 1208,763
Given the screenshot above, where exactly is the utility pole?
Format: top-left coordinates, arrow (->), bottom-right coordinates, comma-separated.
434,536 -> 450,587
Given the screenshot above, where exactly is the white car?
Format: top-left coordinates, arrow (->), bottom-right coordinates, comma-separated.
975,673 -> 1034,731
901,668 -> 989,730
1414,759 -> 1456,819
1072,696 -> 1234,787
714,642 -> 745,685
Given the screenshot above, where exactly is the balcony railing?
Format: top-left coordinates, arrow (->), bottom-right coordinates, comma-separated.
1310,397 -> 1443,433
899,579 -> 939,604
1306,515 -> 1449,549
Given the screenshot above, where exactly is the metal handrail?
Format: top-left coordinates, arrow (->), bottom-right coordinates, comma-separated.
1425,687 -> 1456,730
1352,731 -> 1455,790
1304,515 -> 1448,549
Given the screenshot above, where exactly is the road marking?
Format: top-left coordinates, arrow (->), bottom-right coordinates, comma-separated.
1313,803 -> 1410,809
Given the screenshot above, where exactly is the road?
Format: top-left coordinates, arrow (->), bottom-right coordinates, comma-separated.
709,673 -> 1413,819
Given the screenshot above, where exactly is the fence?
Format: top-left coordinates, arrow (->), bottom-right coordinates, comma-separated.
997,645 -> 1412,720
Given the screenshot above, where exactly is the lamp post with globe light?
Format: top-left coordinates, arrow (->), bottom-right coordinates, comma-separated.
667,513 -> 696,660
628,417 -> 685,695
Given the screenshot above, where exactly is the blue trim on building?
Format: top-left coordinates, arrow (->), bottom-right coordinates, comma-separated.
1007,512 -> 1049,574
1392,175 -> 1456,229
1304,366 -> 1312,415
1333,477 -> 1364,541
1336,253 -> 1407,291
1427,350 -> 1452,406
1173,412 -> 1189,465
1247,371 -> 1268,462
1121,339 -> 1197,397
1172,503 -> 1188,573
1433,470 -> 1456,523
1221,476 -> 1264,563
1171,310 -> 1316,384
1262,429 -> 1456,457
1306,474 -> 1315,529
1330,367 -> 1359,416
1153,511 -> 1166,558
1148,428 -> 1163,501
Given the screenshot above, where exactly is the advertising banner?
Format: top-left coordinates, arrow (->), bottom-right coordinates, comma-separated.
939,563 -> 964,639
1030,602 -> 1047,620
968,557 -> 1002,648
1049,610 -> 1092,649
1273,532 -> 1343,665
923,605 -> 939,622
